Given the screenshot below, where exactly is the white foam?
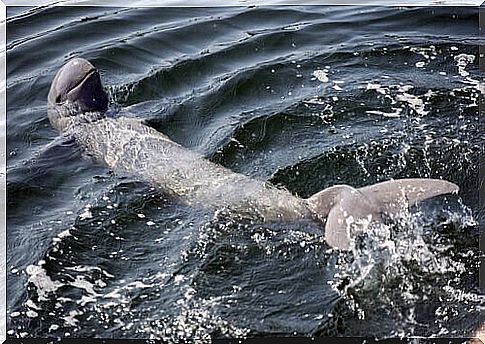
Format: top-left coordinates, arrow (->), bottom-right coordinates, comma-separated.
79,206 -> 93,220
454,53 -> 475,77
410,45 -> 437,60
366,108 -> 402,118
10,312 -> 20,318
25,265 -> 63,301
366,83 -> 429,116
313,70 -> 329,83
62,310 -> 82,327
69,276 -> 102,297
396,91 -> 428,116
366,83 -> 387,95
48,324 -> 60,333
25,299 -> 41,310
25,310 -> 38,318
333,84 -> 343,91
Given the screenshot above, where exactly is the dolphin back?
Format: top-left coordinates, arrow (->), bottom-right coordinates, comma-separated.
306,178 -> 459,250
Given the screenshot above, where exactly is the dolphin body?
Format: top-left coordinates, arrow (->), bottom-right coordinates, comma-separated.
47,58 -> 459,250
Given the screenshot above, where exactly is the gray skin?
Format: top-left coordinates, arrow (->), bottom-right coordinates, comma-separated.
48,58 -> 459,250
48,58 -> 314,222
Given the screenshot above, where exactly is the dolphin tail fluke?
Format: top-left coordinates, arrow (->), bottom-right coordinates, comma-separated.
306,178 -> 459,250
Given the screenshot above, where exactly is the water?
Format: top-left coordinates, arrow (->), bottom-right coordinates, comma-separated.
6,5 -> 482,340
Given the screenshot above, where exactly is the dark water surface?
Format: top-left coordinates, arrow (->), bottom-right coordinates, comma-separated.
6,5 -> 483,340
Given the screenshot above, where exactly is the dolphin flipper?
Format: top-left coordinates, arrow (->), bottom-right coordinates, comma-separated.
307,178 -> 459,250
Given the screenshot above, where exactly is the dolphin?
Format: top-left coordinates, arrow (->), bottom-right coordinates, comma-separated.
47,58 -> 459,250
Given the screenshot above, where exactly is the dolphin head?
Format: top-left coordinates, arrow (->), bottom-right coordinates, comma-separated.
48,57 -> 108,131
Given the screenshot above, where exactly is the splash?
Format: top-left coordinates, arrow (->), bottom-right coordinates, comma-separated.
136,284 -> 251,342
328,203 -> 480,337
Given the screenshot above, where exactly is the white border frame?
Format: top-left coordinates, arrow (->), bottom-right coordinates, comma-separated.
1,2 -> 482,342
